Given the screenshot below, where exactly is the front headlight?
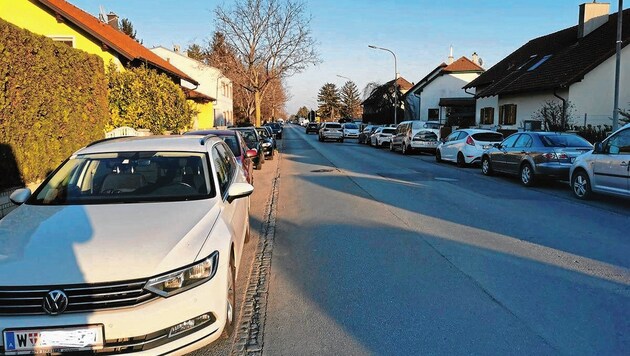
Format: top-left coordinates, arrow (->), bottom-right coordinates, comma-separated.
144,251 -> 219,297
262,142 -> 271,147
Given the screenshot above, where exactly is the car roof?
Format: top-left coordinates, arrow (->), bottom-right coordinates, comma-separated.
77,135 -> 220,155
455,129 -> 501,134
185,129 -> 235,136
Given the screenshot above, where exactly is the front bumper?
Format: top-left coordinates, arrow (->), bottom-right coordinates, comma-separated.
0,265 -> 228,355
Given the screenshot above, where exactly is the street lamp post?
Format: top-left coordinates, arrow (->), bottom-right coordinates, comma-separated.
612,0 -> 623,131
369,45 -> 398,125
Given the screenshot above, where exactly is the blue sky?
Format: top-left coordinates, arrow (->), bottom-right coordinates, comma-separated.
71,0 -> 626,115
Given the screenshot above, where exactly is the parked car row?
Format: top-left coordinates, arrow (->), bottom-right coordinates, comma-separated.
312,118 -> 630,200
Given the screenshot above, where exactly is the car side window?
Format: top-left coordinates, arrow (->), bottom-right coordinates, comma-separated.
456,132 -> 468,140
606,129 -> 630,155
445,132 -> 458,142
514,134 -> 532,148
501,134 -> 520,148
212,144 -> 235,197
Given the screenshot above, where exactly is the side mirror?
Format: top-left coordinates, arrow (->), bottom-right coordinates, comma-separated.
593,142 -> 603,154
245,149 -> 258,158
493,143 -> 502,149
10,188 -> 31,205
227,182 -> 254,203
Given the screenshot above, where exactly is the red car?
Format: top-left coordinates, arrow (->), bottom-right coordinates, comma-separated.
185,130 -> 257,185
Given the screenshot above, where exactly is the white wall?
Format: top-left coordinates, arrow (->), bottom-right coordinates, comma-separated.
418,72 -> 478,121
475,95 -> 499,128
569,45 -> 630,127
151,47 -> 234,125
498,91 -> 569,130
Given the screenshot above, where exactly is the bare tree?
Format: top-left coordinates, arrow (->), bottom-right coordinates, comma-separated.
214,0 -> 320,126
531,100 -> 575,131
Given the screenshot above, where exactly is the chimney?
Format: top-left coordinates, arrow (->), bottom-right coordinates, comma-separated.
173,45 -> 181,53
106,12 -> 119,30
471,52 -> 479,65
447,45 -> 454,65
578,2 -> 610,38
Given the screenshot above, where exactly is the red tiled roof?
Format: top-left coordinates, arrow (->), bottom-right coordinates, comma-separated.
394,77 -> 413,91
37,0 -> 198,85
183,88 -> 215,102
465,9 -> 630,97
443,56 -> 484,72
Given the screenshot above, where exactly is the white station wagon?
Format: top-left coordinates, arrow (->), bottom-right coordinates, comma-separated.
0,135 -> 253,355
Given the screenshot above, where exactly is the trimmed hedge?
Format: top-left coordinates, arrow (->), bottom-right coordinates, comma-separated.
0,19 -> 108,188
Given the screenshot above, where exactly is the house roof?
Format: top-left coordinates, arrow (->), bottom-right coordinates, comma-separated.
404,56 -> 484,97
464,8 -> 630,97
395,76 -> 414,91
37,0 -> 198,85
362,76 -> 413,105
184,88 -> 215,102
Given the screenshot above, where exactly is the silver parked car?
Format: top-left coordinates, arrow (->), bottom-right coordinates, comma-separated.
481,131 -> 593,186
570,123 -> 630,199
318,122 -> 344,142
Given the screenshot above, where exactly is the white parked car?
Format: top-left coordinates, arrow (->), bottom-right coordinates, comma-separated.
341,123 -> 360,139
436,129 -> 504,166
0,135 -> 253,355
570,123 -> 630,199
390,120 -> 441,154
370,127 -> 396,147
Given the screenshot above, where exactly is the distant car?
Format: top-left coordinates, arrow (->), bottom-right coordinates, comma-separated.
436,129 -> 504,166
305,122 -> 319,134
232,127 -> 265,170
264,122 -> 283,139
481,132 -> 593,186
1,135 -> 253,355
370,127 -> 396,147
390,121 -> 441,154
318,122 -> 344,142
256,127 -> 275,160
341,123 -> 360,139
262,126 -> 276,148
185,129 -> 257,185
359,125 -> 381,144
570,123 -> 630,199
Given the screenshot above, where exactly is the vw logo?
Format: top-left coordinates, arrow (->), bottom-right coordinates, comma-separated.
42,290 -> 69,315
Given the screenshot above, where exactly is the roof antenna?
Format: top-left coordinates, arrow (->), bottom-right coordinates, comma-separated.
448,45 -> 454,64
98,5 -> 107,22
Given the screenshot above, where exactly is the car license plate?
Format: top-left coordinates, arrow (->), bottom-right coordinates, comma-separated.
3,325 -> 104,353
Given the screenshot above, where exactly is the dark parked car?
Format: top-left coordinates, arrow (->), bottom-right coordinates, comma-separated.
305,122 -> 319,134
481,132 -> 593,186
232,127 -> 265,170
256,127 -> 275,160
264,122 -> 283,139
359,125 -> 381,144
184,129 -> 257,184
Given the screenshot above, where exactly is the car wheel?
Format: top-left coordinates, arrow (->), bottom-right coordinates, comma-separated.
221,257 -> 236,338
481,156 -> 493,176
520,162 -> 536,187
571,170 -> 592,200
456,152 -> 467,167
436,149 -> 443,163
339,138 -> 344,143
268,151 -> 274,160
402,143 -> 409,155
318,135 -> 323,142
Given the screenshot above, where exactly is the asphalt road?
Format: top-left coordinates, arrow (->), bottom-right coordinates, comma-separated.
260,124 -> 630,355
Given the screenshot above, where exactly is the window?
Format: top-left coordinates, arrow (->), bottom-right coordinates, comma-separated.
516,55 -> 538,70
514,134 -> 533,148
48,36 -> 74,47
528,55 -> 552,71
605,129 -> 630,154
480,107 -> 494,125
499,104 -> 517,125
446,132 -> 459,142
428,109 -> 439,120
212,143 -> 235,197
501,134 -> 520,148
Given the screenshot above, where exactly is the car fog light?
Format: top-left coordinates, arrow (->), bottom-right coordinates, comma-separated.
169,314 -> 213,338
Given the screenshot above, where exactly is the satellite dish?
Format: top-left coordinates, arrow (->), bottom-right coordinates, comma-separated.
478,58 -> 484,67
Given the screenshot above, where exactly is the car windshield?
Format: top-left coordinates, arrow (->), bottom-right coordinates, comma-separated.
235,129 -> 258,146
326,123 -> 342,128
257,129 -> 270,138
344,124 -> 358,129
219,135 -> 241,156
29,151 -> 214,205
383,128 -> 396,134
540,134 -> 592,148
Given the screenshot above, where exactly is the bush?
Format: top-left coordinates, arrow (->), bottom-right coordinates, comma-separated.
107,63 -> 196,134
0,19 -> 108,188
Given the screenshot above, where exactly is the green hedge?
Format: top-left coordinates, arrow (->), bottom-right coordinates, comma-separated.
0,19 -> 108,188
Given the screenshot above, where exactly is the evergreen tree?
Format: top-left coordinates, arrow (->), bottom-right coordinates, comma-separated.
186,44 -> 207,63
317,83 -> 340,121
120,18 -> 140,43
339,81 -> 362,119
296,106 -> 309,118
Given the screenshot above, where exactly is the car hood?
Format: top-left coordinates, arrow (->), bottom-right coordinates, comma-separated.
0,200 -> 220,286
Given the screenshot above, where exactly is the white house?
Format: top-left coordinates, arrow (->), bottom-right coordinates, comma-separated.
464,3 -> 630,131
403,53 -> 484,126
151,46 -> 234,127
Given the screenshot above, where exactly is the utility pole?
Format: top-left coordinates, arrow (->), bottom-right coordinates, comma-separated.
612,0 -> 623,131
368,45 -> 398,125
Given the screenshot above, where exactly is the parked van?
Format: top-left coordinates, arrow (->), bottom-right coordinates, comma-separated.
390,121 -> 441,155
570,123 -> 630,199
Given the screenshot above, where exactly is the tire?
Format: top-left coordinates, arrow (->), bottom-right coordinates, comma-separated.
481,156 -> 493,176
520,162 -> 536,187
456,152 -> 467,167
389,141 -> 394,151
221,258 -> 236,338
339,138 -> 344,143
571,170 -> 592,200
244,217 -> 251,243
402,143 -> 409,155
436,150 -> 443,163
318,135 -> 323,142
268,151 -> 274,160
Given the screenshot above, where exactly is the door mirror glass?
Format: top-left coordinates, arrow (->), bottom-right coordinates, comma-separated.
10,188 -> 31,205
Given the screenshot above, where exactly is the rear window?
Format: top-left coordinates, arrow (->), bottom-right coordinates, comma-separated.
343,123 -> 358,129
326,123 -> 342,129
415,130 -> 438,141
472,133 -> 503,142
383,128 -> 396,134
540,134 -> 592,148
